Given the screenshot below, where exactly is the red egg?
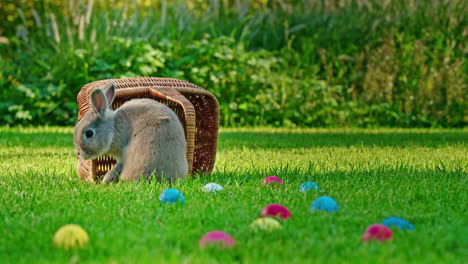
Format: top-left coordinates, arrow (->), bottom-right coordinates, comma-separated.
199,231 -> 235,248
260,204 -> 292,219
263,176 -> 283,186
362,224 -> 393,242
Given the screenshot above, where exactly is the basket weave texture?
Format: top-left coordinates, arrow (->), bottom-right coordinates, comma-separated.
76,77 -> 219,182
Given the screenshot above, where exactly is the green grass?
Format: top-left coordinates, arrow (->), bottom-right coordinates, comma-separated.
0,127 -> 467,263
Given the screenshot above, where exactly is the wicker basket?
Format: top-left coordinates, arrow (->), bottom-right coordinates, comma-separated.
76,77 -> 219,182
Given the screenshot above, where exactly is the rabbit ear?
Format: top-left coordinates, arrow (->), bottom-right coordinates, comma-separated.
103,81 -> 116,106
91,88 -> 108,117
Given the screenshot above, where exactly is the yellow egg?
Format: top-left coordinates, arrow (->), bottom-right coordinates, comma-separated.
53,224 -> 89,250
250,217 -> 282,232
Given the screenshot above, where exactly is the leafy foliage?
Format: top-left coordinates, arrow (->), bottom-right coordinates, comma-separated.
0,0 -> 466,127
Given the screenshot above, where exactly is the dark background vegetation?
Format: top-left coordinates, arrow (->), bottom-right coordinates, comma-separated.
0,0 -> 466,127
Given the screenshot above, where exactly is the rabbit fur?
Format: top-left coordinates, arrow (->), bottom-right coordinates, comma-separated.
74,81 -> 188,183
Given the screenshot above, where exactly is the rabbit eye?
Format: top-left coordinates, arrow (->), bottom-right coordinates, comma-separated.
85,129 -> 94,139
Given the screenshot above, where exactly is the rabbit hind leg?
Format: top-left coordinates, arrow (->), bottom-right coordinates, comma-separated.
119,142 -> 159,182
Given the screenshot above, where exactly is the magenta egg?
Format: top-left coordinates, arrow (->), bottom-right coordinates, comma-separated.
260,204 -> 292,219
199,231 -> 235,248
362,224 -> 393,242
263,176 -> 283,186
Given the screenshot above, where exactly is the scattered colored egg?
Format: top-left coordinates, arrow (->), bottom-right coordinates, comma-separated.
263,176 -> 282,186
199,231 -> 235,248
53,224 -> 89,250
203,183 -> 224,192
159,188 -> 185,204
299,181 -> 320,192
362,224 -> 393,242
250,217 -> 282,232
310,196 -> 339,212
260,204 -> 292,219
383,217 -> 415,231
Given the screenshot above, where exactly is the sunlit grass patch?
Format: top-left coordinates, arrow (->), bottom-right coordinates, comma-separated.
0,127 -> 466,263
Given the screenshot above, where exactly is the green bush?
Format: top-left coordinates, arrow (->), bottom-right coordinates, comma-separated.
0,0 -> 466,127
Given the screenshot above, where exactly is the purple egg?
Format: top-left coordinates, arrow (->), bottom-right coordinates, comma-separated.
199,231 -> 235,248
362,224 -> 393,242
263,176 -> 282,186
260,204 -> 292,219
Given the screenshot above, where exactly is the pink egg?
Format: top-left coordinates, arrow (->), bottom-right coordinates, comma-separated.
263,176 -> 283,186
199,231 -> 235,248
362,224 -> 393,242
260,204 -> 292,219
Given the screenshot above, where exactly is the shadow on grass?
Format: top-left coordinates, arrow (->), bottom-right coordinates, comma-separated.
218,130 -> 467,149
0,129 -> 466,149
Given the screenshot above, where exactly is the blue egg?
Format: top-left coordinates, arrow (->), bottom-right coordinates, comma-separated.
299,181 -> 320,192
159,188 -> 185,204
311,196 -> 339,213
383,217 -> 415,231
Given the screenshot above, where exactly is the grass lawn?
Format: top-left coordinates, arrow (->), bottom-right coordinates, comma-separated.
0,127 -> 466,263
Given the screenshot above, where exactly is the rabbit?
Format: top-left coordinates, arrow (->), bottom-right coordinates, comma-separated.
73,81 -> 188,183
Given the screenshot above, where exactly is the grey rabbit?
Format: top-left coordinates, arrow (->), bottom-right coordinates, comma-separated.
73,81 -> 188,183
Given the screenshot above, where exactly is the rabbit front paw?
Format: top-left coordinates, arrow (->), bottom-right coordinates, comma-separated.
102,162 -> 123,184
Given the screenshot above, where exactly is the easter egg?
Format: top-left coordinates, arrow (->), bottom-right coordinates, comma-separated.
299,181 -> 320,192
203,183 -> 224,192
310,196 -> 339,213
362,224 -> 393,242
383,216 -> 415,231
199,231 -> 235,248
260,204 -> 292,219
263,176 -> 282,186
159,188 -> 185,204
53,224 -> 89,250
250,217 -> 282,232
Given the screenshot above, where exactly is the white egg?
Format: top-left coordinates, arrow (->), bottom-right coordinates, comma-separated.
203,182 -> 224,192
